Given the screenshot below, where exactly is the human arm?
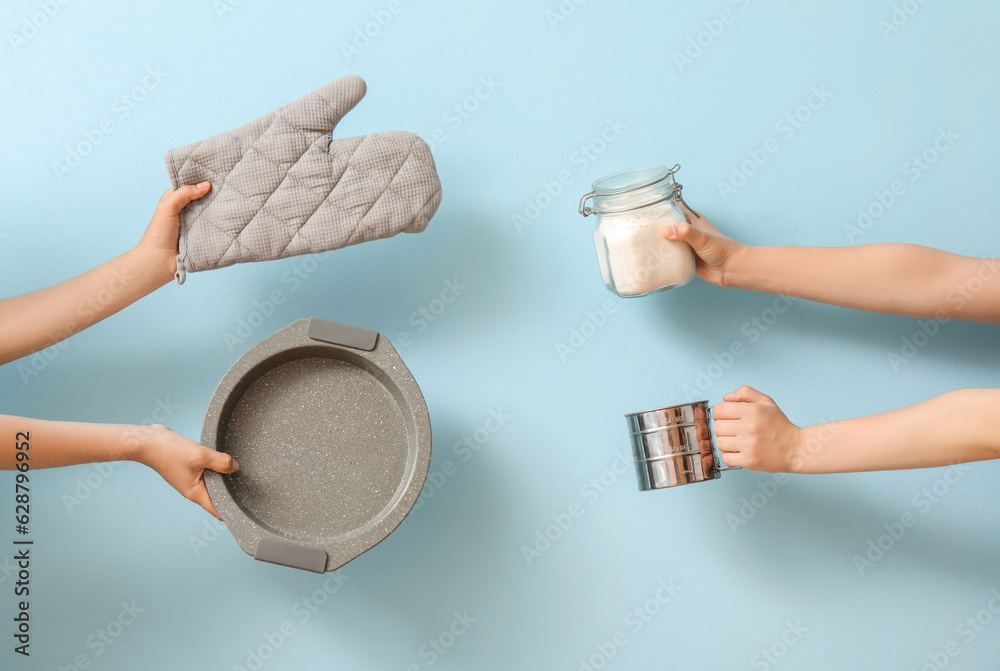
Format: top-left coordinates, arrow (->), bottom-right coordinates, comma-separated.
0,183 -> 211,365
711,385 -> 1000,473
1,414 -> 237,519
661,204 -> 1000,324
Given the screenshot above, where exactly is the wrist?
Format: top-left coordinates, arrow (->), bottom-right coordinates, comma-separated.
783,424 -> 812,474
127,244 -> 176,288
790,422 -> 846,474
120,424 -> 167,466
721,243 -> 751,289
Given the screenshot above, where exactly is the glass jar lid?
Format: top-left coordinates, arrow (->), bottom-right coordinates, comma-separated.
593,165 -> 673,194
579,164 -> 681,217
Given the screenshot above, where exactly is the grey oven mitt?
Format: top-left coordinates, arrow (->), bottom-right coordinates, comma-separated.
164,75 -> 441,283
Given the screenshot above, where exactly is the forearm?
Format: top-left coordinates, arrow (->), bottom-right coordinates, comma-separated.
792,389 -> 1000,473
0,246 -> 173,365
726,243 -> 1000,323
1,414 -> 150,470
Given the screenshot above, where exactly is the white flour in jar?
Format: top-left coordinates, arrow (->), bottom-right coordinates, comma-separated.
593,209 -> 695,295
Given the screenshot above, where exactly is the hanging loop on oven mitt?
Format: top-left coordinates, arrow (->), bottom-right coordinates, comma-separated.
164,75 -> 442,284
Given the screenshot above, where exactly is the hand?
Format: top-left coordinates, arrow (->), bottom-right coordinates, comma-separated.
660,202 -> 744,287
135,183 -> 211,281
133,424 -> 238,519
712,386 -> 804,473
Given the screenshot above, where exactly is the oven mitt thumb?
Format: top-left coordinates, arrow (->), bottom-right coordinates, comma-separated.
164,74 -> 442,284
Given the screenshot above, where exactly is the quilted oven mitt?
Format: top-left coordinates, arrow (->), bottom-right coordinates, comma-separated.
164,75 -> 441,283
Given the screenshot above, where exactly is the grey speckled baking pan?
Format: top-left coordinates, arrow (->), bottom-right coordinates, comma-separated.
202,318 -> 431,573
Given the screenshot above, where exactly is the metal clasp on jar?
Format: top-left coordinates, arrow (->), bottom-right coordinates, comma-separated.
673,182 -> 702,218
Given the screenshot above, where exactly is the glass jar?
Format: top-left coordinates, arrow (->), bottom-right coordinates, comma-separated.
579,165 -> 697,298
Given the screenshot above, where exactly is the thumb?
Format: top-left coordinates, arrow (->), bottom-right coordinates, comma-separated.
188,483 -> 223,520
284,74 -> 367,134
204,449 -> 240,474
722,385 -> 776,406
661,221 -> 712,251
157,182 -> 210,216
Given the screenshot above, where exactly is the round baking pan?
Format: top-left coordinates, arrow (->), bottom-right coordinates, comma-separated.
202,318 -> 431,573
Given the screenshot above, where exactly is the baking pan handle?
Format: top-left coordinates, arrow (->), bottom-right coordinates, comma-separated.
307,318 -> 378,351
254,537 -> 328,573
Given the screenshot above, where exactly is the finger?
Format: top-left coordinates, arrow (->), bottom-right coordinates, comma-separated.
715,436 -> 740,452
205,449 -> 239,474
712,419 -> 741,437
710,402 -> 742,421
723,385 -> 776,406
720,451 -> 746,468
285,74 -> 367,134
189,483 -> 222,520
158,183 -> 210,216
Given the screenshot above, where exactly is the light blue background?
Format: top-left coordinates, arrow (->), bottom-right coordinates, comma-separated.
2,0 -> 999,669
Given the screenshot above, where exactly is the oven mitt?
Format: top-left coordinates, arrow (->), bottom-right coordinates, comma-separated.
164,75 -> 441,284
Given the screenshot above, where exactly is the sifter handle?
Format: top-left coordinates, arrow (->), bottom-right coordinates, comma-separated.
707,404 -> 742,472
